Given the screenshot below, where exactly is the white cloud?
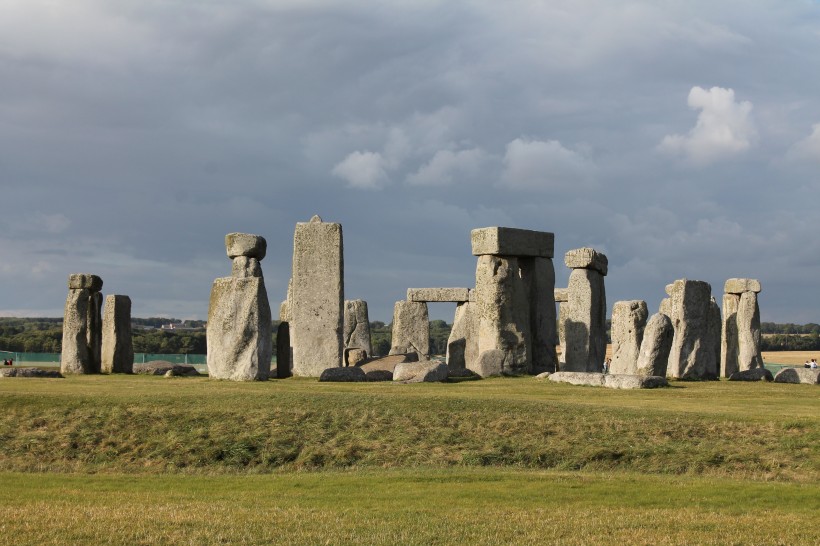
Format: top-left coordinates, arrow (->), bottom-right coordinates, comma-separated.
499,138 -> 595,190
331,150 -> 389,189
658,86 -> 756,165
786,123 -> 820,163
406,148 -> 487,186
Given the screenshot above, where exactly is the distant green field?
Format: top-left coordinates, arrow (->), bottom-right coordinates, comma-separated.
0,375 -> 817,544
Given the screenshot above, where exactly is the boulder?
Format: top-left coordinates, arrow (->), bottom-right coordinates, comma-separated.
773,368 -> 820,385
133,361 -> 200,376
393,360 -> 449,383
225,233 -> 267,260
728,368 -> 774,382
319,367 -> 366,382
736,292 -> 763,371
534,372 -> 551,380
548,372 -> 667,389
520,256 -> 558,374
0,368 -> 63,378
666,279 -> 716,379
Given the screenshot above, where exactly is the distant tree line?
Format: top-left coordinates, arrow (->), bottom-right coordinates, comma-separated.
761,322 -> 820,334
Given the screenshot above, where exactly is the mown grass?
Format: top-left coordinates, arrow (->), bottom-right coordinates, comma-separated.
1,468 -> 817,545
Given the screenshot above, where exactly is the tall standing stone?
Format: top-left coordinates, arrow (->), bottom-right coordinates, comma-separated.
521,257 -> 558,373
61,274 -> 103,374
666,279 -> 715,379
707,297 -> 721,378
207,233 -> 272,381
720,293 -> 740,378
736,291 -> 763,371
721,279 -> 763,376
610,300 -> 648,375
389,301 -> 430,359
635,313 -> 674,377
562,248 -> 607,373
343,299 -> 372,358
554,288 -> 568,367
447,301 -> 478,371
87,291 -> 103,373
101,295 -> 133,374
290,216 -> 344,377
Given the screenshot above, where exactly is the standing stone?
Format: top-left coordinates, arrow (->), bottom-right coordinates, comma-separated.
447,301 -> 478,371
520,257 -> 558,373
562,249 -> 607,373
61,288 -> 91,374
86,291 -> 103,374
343,300 -> 372,358
290,216 -> 344,377
736,291 -> 763,371
707,297 -> 721,379
666,279 -> 715,379
635,313 -> 674,377
555,289 -> 568,368
389,301 -> 430,359
473,255 -> 530,376
610,300 -> 648,375
721,293 -> 741,378
101,295 -> 133,374
276,322 -> 291,378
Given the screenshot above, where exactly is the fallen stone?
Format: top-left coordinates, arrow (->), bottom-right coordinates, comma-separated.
548,371 -> 605,387
535,371 -> 551,380
231,256 -> 262,278
635,313 -> 673,377
470,227 -> 554,258
225,233 -> 267,260
393,360 -> 449,383
319,366 -> 366,382
133,361 -> 200,376
68,273 -> 103,291
724,278 -> 762,295
548,372 -> 667,389
407,288 -> 471,303
0,368 -> 63,378
728,368 -> 774,382
564,247 -> 608,276
773,368 -> 820,385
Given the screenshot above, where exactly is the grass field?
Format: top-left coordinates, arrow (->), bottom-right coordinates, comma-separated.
0,374 -> 817,544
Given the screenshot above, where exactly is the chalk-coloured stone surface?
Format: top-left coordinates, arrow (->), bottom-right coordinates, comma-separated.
291,218 -> 344,376
68,273 -> 103,291
554,288 -> 568,303
474,255 -> 530,375
635,313 -> 673,377
393,360 -> 449,383
724,278 -> 762,295
407,288 -> 471,303
773,367 -> 820,385
343,299 -> 372,357
721,293 -> 740,378
557,301 -> 566,367
610,300 -> 648,375
659,297 -> 672,317
225,233 -> 267,260
207,277 -> 272,381
61,288 -> 90,374
728,368 -> 773,382
548,372 -> 667,389
473,349 -> 505,377
446,301 -> 477,371
521,256 -> 557,374
562,268 -> 607,372
470,227 -> 554,258
389,301 -> 430,359
667,279 -> 716,379
736,291 -> 764,371
564,247 -> 608,276
231,256 -> 262,278
101,295 -> 133,374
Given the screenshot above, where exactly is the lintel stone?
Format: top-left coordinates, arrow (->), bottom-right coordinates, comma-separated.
225,233 -> 267,260
470,227 -> 554,258
724,278 -> 761,294
68,273 -> 103,291
564,248 -> 608,275
407,288 -> 471,303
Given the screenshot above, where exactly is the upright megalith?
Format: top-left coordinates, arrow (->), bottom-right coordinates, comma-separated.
389,300 -> 430,359
101,295 -> 133,374
276,279 -> 293,378
562,248 -> 607,373
721,279 -> 763,377
554,288 -> 568,367
61,274 -> 103,374
343,299 -> 372,361
447,301 -> 478,371
610,300 -> 648,375
290,216 -> 344,376
635,313 -> 674,377
207,233 -> 272,381
666,279 -> 717,379
469,227 -> 556,376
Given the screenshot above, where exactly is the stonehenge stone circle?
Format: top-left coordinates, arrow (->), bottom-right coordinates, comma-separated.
562,249 -> 607,373
61,273 -> 103,374
207,233 -> 272,381
389,300 -> 430,359
635,313 -> 673,377
610,300 -> 648,375
101,295 -> 133,374
666,279 -> 717,379
290,216 -> 344,377
343,299 -> 372,358
721,279 -> 763,377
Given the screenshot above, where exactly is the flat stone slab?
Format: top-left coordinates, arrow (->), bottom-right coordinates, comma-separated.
357,357 -> 410,382
724,278 -> 761,294
773,367 -> 820,385
470,227 -> 554,258
225,233 -> 267,260
728,368 -> 773,382
0,368 -> 63,378
564,248 -> 608,275
133,361 -> 201,376
548,372 -> 668,389
553,288 -> 568,302
318,367 -> 366,382
407,288 -> 471,303
393,361 -> 449,383
68,273 -> 103,291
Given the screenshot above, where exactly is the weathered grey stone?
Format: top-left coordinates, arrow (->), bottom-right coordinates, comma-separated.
721,293 -> 740,378
557,301 -> 566,367
446,301 -> 477,371
0,368 -> 63,378
393,360 -> 449,383
225,233 -> 267,260
610,300 -> 648,375
231,256 -> 262,278
86,291 -> 103,374
659,297 -> 672,317
548,371 -> 606,387
707,296 -> 721,379
345,348 -> 368,367
101,295 -> 133,374
407,288 -> 471,303
291,218 -> 344,377
554,288 -> 568,303
773,367 -> 820,385
133,361 -> 200,376
279,278 -> 293,321
473,255 -> 530,375
207,277 -> 272,381
562,268 -> 606,373
729,368 -> 774,382
564,247 -> 608,276
319,367 -> 366,382
473,349 -> 505,377
665,283 -> 674,296
635,313 -> 673,377
521,256 -> 557,374
358,357 -> 404,381
724,278 -> 762,295
548,372 -> 667,389
736,291 -> 763,371
667,279 -> 716,379
389,301 -> 429,359
534,371 -> 551,379
470,227 -> 554,258
61,288 -> 91,374
343,299 -> 372,357
67,273 -> 103,291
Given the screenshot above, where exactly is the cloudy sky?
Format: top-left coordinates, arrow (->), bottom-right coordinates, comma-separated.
1,0 -> 819,323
